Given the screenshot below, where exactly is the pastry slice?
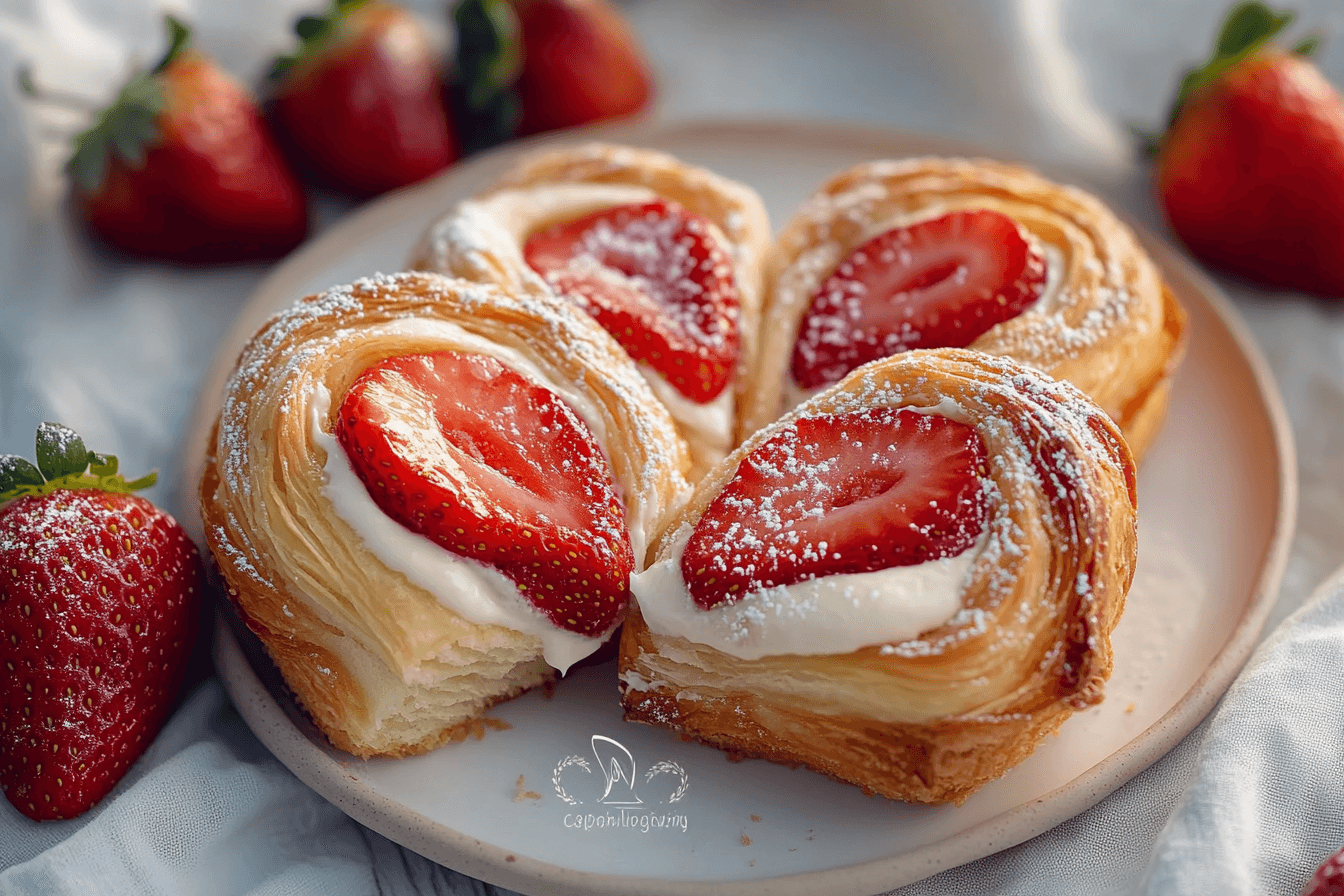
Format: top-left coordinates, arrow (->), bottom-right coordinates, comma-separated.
409,142 -> 771,477
741,157 -> 1187,461
621,348 -> 1138,804
200,271 -> 690,757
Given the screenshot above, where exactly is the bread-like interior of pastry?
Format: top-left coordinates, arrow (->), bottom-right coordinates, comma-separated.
621,348 -> 1138,804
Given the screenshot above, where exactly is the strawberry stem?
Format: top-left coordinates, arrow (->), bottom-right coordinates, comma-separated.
1165,1 -> 1297,128
153,16 -> 194,74
0,424 -> 156,504
62,17 -> 194,193
268,0 -> 369,84
1293,34 -> 1322,56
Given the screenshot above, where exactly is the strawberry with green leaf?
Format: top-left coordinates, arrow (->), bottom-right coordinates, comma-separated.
0,424 -> 202,821
448,0 -> 652,152
1154,1 -> 1344,295
268,0 -> 459,197
58,16 -> 308,263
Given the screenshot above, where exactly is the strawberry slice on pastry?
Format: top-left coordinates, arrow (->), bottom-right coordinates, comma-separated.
621,348 -> 1138,806
682,408 -> 987,610
790,210 -> 1046,390
337,350 -> 633,638
524,199 -> 741,403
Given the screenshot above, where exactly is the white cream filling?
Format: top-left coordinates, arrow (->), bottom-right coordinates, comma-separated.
631,401 -> 986,660
307,318 -> 642,674
633,529 -> 985,661
638,363 -> 735,467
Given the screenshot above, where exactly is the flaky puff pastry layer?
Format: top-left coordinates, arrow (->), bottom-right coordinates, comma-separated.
741,157 -> 1187,461
201,272 -> 691,758
408,142 -> 771,478
620,348 -> 1138,805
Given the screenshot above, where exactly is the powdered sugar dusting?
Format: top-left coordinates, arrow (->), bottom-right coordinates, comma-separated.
746,156 -> 1170,436
642,347 -> 1134,712
410,176 -> 752,476
204,271 -> 691,654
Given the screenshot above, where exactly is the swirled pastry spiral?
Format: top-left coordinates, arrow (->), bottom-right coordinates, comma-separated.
409,142 -> 770,477
200,271 -> 690,757
740,157 -> 1186,461
620,348 -> 1138,804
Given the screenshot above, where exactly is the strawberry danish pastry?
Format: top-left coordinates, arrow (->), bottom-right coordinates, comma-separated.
741,158 -> 1186,461
620,348 -> 1138,805
409,142 -> 770,477
200,272 -> 690,757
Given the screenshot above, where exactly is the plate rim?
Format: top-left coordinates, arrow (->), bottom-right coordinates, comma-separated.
193,116 -> 1298,896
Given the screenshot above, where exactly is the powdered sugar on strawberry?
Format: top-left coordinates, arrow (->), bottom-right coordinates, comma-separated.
206,272 -> 690,664
764,158 -> 1158,415
635,349 -> 1134,673
525,199 -> 741,402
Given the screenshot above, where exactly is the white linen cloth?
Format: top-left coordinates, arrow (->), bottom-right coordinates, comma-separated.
2,1 -> 1344,893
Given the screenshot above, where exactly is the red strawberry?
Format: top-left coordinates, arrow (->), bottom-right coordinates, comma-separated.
336,351 -> 633,637
0,423 -> 201,821
1306,846 -> 1344,896
681,409 -> 987,610
1154,2 -> 1344,296
60,16 -> 307,262
523,200 -> 741,402
511,0 -> 653,135
790,210 -> 1046,391
269,0 -> 458,197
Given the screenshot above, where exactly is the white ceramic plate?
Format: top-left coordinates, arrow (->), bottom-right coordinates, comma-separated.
181,120 -> 1296,896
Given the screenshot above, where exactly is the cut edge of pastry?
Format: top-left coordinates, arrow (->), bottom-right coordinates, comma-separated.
618,606 -> 1083,806
202,430 -> 555,759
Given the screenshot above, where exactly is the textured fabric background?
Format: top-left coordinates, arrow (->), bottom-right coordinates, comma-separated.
2,1 -> 1343,893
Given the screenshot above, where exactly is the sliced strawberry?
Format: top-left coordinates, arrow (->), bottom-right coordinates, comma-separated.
523,199 -> 740,403
790,210 -> 1046,390
681,409 -> 987,610
336,351 -> 633,637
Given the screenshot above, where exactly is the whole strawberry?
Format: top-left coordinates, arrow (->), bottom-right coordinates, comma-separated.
512,0 -> 653,136
1154,2 -> 1344,296
268,0 -> 459,197
1305,846 -> 1344,896
62,16 -> 307,263
447,0 -> 652,152
0,424 -> 202,821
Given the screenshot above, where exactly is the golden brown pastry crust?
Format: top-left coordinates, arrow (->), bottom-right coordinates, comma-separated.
200,271 -> 691,757
620,348 -> 1138,804
408,142 -> 771,477
741,157 -> 1187,461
